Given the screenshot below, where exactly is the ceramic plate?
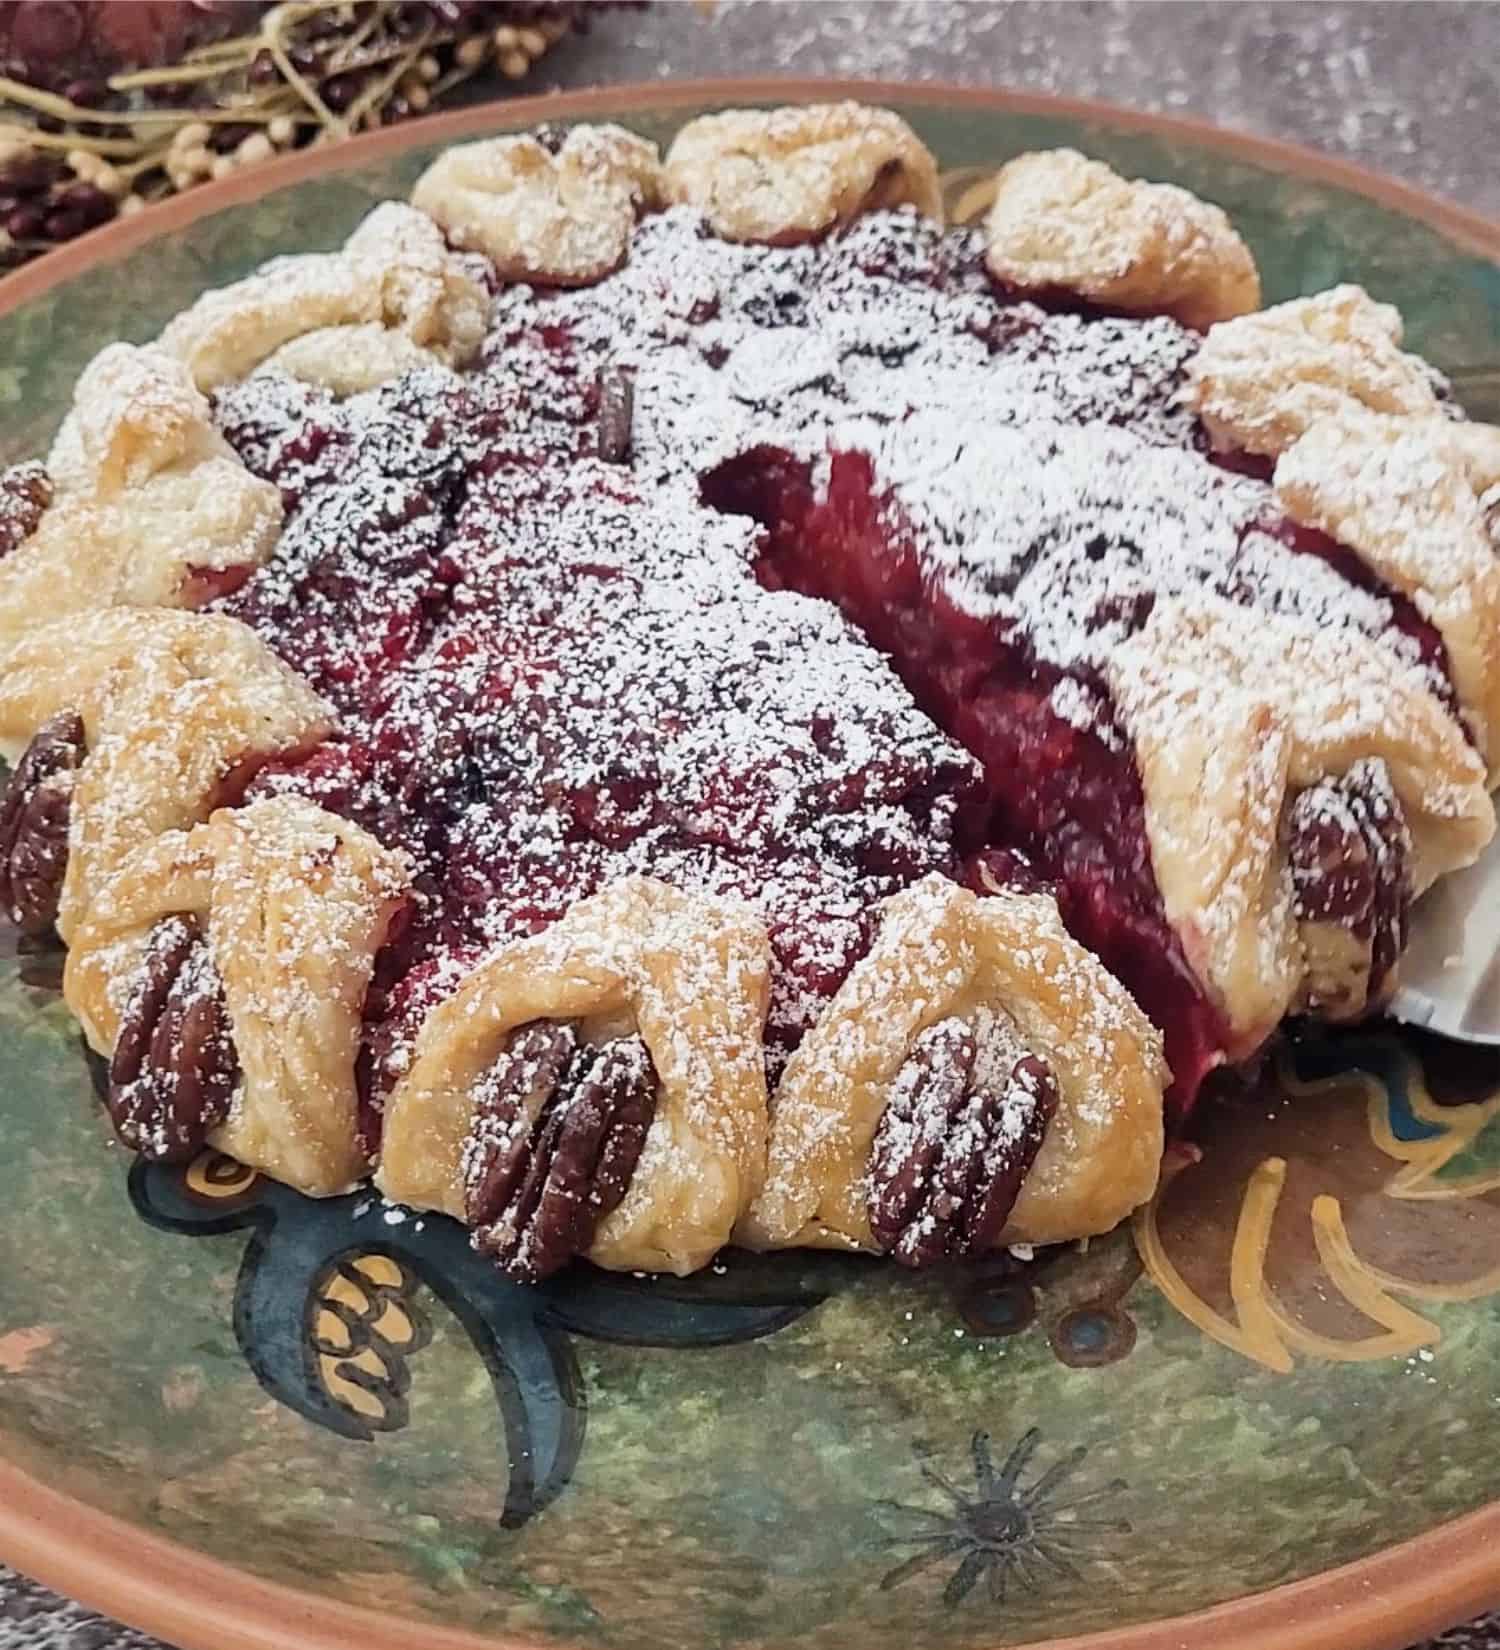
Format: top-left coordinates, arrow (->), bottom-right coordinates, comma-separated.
2,80 -> 1500,1650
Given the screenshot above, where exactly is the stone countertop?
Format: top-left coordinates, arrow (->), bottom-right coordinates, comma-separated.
560,0 -> 1500,220
3,3 -> 1498,1648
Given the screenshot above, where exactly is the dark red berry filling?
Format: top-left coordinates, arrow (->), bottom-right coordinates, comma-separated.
206,202 -> 1462,1134
217,332 -> 979,1122
698,446 -> 1221,1112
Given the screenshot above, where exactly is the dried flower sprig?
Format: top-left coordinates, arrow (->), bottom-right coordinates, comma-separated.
0,0 -> 625,270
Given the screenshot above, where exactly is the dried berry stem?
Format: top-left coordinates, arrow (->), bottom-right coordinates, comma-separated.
0,0 -> 611,272
342,29 -> 434,133
108,60 -> 254,91
262,2 -> 351,137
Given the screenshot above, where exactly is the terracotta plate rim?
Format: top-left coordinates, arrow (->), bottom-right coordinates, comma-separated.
1,74 -> 1497,318
2,74 -> 1499,1650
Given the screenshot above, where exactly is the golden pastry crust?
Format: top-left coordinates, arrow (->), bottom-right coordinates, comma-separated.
1105,631 -> 1301,1050
255,324 -> 440,397
738,875 -> 1167,1254
1452,421 -> 1500,495
1188,284 -> 1446,457
64,796 -> 410,1196
412,125 -> 662,286
49,340 -> 233,496
0,609 -> 332,938
157,202 -> 489,392
9,105 -> 1492,1267
662,103 -> 942,246
1274,410 -> 1500,772
982,149 -> 1259,330
1,345 -> 281,660
377,877 -> 770,1276
1106,593 -> 1495,1041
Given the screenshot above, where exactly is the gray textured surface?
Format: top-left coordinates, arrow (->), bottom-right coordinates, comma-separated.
2,3 -> 1498,1647
560,0 -> 1500,220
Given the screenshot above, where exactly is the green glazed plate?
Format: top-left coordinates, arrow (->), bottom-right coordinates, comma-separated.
2,80 -> 1500,1650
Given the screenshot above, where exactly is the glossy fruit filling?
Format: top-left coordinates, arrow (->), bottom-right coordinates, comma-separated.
208,204 -> 1461,1134
714,429 -> 1460,1116
714,446 -> 1228,1112
216,355 -> 980,1140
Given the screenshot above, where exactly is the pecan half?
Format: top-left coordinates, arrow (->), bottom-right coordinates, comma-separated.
0,709 -> 86,936
0,461 -> 52,560
868,1016 -> 1057,1269
107,914 -> 240,1160
462,1018 -> 658,1283
1287,757 -> 1412,1019
595,365 -> 634,464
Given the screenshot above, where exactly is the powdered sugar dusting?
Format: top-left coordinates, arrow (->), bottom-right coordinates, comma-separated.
863,1008 -> 1036,1202
202,200 -> 1468,1118
1274,410 -> 1500,755
213,304 -> 977,1085
495,207 -> 1451,738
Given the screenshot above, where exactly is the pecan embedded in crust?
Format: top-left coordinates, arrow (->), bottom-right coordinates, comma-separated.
0,462 -> 52,560
0,708 -> 85,936
462,1019 -> 658,1283
1287,757 -> 1412,1020
868,1016 -> 1057,1269
107,913 -> 240,1160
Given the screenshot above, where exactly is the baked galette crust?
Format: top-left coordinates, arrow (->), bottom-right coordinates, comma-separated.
1106,592 -> 1494,1045
1,345 -> 282,661
254,324 -> 440,398
378,877 -> 771,1276
1274,410 -> 1500,771
157,201 -> 489,393
4,105 -> 1496,1277
412,124 -> 662,287
982,148 -> 1260,329
0,608 -> 332,938
1188,284 -> 1448,457
1190,283 -> 1500,779
64,795 -> 410,1195
739,875 -> 1167,1253
663,103 -> 942,246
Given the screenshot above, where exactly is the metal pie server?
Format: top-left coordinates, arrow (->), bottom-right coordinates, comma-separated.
1391,828 -> 1500,1042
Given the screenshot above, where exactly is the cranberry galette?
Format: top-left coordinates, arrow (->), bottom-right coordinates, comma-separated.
2,103 -> 1495,1282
